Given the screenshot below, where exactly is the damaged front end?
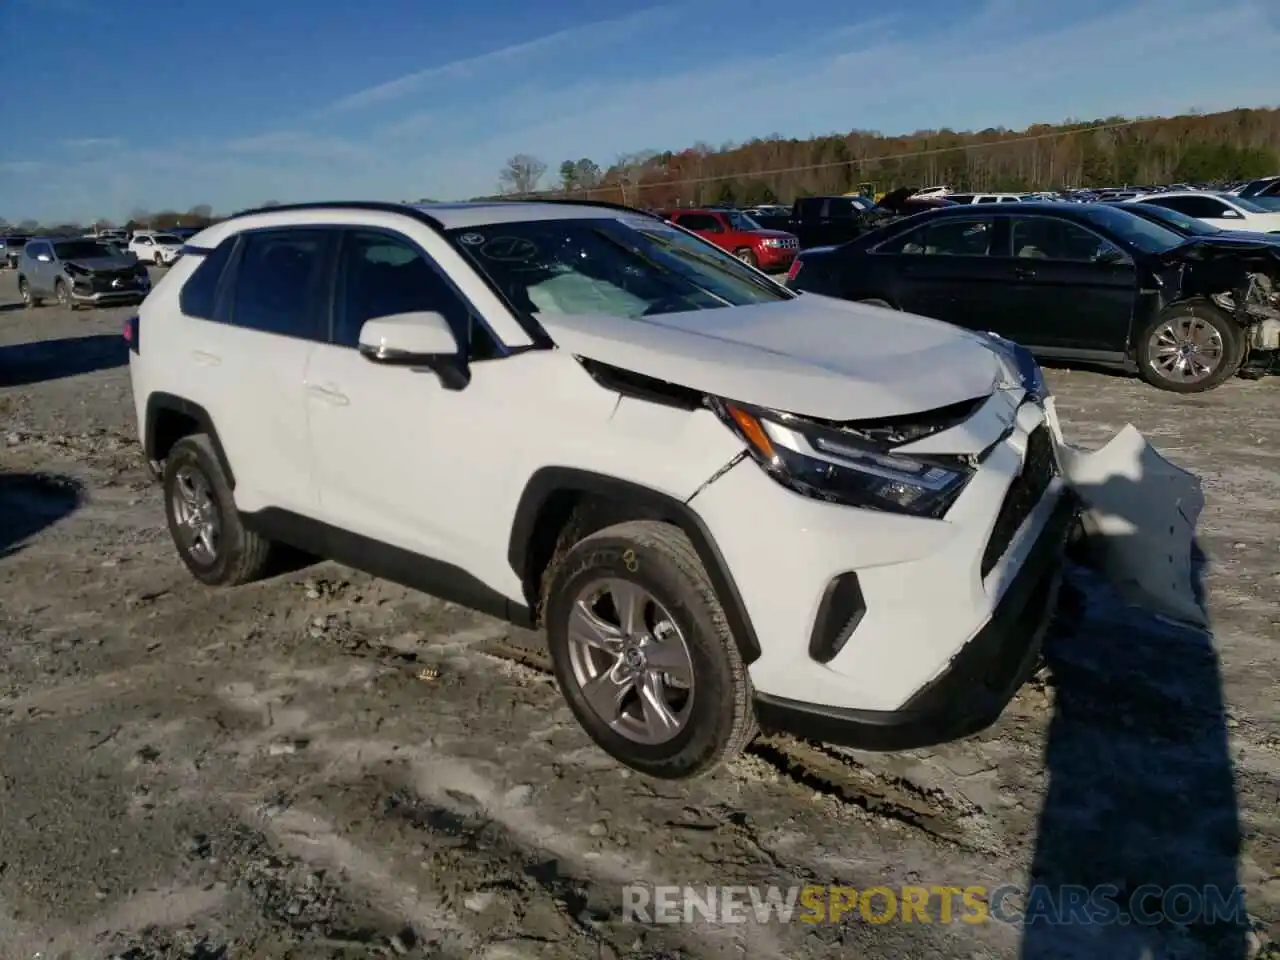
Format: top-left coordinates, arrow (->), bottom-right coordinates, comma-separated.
1161,238 -> 1280,377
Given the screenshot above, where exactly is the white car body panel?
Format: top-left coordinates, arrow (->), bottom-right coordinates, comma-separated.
536,295 -> 1009,421
1057,424 -> 1206,628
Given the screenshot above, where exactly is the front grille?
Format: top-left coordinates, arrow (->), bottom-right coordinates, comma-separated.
88,269 -> 142,293
980,424 -> 1057,577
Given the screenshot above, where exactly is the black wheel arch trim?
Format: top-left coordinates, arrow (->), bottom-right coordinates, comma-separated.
507,467 -> 762,664
144,392 -> 237,488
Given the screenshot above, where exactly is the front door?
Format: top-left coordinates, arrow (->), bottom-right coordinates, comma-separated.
1003,215 -> 1137,354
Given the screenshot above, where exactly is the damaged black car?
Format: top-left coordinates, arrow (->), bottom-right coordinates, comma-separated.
785,201 -> 1280,392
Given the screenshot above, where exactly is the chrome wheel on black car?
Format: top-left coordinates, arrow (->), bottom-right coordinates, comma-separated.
1137,299 -> 1241,394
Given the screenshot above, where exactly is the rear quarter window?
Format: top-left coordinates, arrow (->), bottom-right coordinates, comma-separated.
179,238 -> 237,320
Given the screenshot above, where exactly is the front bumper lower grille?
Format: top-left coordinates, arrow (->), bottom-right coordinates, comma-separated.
980,424 -> 1057,578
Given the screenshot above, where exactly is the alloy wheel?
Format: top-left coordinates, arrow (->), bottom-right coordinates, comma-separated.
564,578 -> 695,745
170,465 -> 221,565
1147,314 -> 1224,384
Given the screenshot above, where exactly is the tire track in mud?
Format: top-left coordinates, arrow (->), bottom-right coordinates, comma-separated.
473,639 -> 989,853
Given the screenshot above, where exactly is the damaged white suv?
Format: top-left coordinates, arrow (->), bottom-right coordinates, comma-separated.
127,200 -> 1078,779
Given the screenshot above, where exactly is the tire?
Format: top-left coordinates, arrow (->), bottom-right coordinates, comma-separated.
858,298 -> 896,309
1136,298 -> 1242,393
543,519 -> 757,780
735,248 -> 758,268
18,277 -> 39,308
162,434 -> 274,586
54,279 -> 77,310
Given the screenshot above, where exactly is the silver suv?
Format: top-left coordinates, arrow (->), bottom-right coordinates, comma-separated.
0,235 -> 29,269
17,237 -> 151,309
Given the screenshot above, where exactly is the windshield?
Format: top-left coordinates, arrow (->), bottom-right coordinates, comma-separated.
447,216 -> 792,320
153,234 -> 182,244
1073,204 -> 1185,254
53,240 -> 114,260
721,210 -> 762,231
1129,203 -> 1219,235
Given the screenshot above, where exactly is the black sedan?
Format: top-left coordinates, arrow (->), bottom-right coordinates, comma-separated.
786,202 -> 1280,392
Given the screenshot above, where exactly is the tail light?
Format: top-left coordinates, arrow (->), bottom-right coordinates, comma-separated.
123,314 -> 139,353
785,259 -> 803,283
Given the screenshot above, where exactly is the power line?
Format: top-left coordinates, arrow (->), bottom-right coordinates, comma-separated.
514,114 -> 1179,199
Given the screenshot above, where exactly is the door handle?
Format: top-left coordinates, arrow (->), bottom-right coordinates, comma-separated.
306,382 -> 350,406
191,350 -> 221,366
1015,266 -> 1037,279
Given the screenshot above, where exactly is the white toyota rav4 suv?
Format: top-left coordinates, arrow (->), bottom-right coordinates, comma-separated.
126,199 -> 1076,779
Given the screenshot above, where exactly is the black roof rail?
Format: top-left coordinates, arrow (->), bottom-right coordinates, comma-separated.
227,199 -> 446,231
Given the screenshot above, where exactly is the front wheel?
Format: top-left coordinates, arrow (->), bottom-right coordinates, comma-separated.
18,277 -> 39,308
1136,299 -> 1242,393
543,520 -> 757,780
734,248 -> 758,268
54,280 -> 76,310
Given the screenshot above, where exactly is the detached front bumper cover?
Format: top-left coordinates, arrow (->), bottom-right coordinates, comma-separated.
1057,423 -> 1207,629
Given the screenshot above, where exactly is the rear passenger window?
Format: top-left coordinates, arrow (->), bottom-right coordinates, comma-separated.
179,238 -> 236,320
230,229 -> 329,339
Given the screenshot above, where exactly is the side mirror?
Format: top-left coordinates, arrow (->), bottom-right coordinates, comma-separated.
1096,247 -> 1130,266
357,311 -> 469,390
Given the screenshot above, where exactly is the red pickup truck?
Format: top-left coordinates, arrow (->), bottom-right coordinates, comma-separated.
659,207 -> 799,272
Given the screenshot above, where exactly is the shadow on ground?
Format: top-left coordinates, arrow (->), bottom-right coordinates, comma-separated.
0,334 -> 127,388
1021,469 -> 1245,958
0,472 -> 84,559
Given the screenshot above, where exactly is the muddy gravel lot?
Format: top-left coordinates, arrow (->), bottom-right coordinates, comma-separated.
1,269 -> 1277,959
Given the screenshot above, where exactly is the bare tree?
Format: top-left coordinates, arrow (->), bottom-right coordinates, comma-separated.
616,150 -> 657,205
498,154 -> 547,196
129,208 -> 152,228
93,218 -> 115,230
260,200 -> 281,208
17,219 -> 39,232
574,158 -> 602,192
188,204 -> 213,220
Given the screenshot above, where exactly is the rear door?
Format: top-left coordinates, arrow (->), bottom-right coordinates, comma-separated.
27,241 -> 53,293
1003,214 -> 1137,353
870,214 -> 1017,335
173,227 -> 334,515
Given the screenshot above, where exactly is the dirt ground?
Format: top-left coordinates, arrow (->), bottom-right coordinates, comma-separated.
1,269 -> 1277,960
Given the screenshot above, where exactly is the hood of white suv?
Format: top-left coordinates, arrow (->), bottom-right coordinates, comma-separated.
539,293 -> 1013,421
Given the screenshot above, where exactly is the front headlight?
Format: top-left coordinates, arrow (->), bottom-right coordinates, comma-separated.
710,399 -> 974,518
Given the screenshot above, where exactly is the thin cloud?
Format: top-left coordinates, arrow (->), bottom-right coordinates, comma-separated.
0,160 -> 44,175
223,130 -> 371,162
62,137 -> 123,149
319,4 -> 681,115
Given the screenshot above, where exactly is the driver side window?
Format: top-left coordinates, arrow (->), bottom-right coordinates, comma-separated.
1011,217 -> 1123,264
334,230 -> 498,359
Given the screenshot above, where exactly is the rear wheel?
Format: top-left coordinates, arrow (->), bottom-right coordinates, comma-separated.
543,520 -> 757,780
1136,299 -> 1241,393
163,434 -> 276,586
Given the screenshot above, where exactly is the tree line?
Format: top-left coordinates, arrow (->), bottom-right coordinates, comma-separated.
1,204 -> 222,236
487,106 -> 1280,207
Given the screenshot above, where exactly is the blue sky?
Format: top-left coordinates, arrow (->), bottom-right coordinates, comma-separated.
3,0 -> 1278,224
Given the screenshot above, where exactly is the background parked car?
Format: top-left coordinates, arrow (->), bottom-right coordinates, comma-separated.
1123,202 -> 1280,244
1,235 -> 30,269
660,207 -> 798,270
128,232 -> 185,265
785,202 -> 1280,393
17,237 -> 151,309
1126,191 -> 1280,233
